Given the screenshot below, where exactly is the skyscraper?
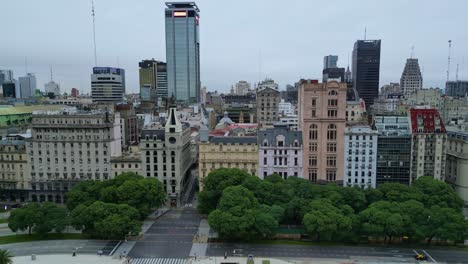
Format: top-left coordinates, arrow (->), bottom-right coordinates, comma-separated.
19,73 -> 36,98
0,70 -> 14,86
323,55 -> 338,69
352,40 -> 381,108
139,59 -> 167,106
91,67 -> 125,102
400,58 -> 423,98
165,2 -> 200,104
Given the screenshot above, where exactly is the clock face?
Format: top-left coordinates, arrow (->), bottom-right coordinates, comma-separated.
169,137 -> 177,144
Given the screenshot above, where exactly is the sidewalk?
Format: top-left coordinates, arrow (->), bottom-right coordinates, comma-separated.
189,219 -> 210,257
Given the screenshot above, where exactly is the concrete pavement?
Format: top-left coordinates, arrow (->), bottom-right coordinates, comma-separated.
12,254 -> 123,264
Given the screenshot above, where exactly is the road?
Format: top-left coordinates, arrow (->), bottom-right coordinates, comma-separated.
0,240 -> 118,256
207,242 -> 468,263
128,207 -> 201,258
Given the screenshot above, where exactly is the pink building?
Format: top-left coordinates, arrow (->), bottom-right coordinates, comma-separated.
298,80 -> 347,183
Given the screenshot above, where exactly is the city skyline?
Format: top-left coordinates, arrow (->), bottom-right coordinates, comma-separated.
2,0 -> 468,94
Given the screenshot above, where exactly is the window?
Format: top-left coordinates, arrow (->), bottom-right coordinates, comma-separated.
264,157 -> 267,165
309,143 -> 318,152
311,109 -> 316,117
327,124 -> 337,140
326,170 -> 336,181
328,90 -> 338,96
328,109 -> 337,117
294,158 -> 298,166
327,143 -> 336,153
308,170 -> 317,182
328,99 -> 338,106
311,99 -> 316,106
326,156 -> 336,167
309,124 -> 318,140
309,156 -> 317,167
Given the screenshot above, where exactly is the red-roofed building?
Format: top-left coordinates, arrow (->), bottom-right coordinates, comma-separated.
409,108 -> 447,181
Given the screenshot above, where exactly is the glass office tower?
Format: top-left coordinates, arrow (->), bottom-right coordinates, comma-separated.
352,40 -> 381,108
165,2 -> 200,104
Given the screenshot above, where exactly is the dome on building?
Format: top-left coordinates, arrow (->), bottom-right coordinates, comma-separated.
218,111 -> 233,125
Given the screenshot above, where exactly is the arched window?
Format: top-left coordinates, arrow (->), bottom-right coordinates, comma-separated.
309,124 -> 318,140
263,139 -> 268,146
327,124 -> 337,140
328,90 -> 338,96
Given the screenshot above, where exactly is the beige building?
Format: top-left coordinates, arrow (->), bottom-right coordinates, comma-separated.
445,123 -> 468,205
28,108 -> 122,203
298,80 -> 347,183
198,136 -> 258,190
111,153 -> 142,177
256,85 -> 280,127
0,134 -> 30,202
409,108 -> 447,181
346,98 -> 367,123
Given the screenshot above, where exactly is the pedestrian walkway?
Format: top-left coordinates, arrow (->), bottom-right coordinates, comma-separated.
130,258 -> 186,264
189,219 -> 210,257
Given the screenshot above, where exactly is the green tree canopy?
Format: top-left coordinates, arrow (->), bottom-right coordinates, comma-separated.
413,176 -> 464,210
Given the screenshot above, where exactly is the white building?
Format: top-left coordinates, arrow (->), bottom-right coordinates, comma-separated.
19,73 -> 36,98
258,124 -> 303,179
233,80 -> 251,95
278,99 -> 294,116
344,125 -> 378,188
45,80 -> 60,96
28,108 -> 122,203
400,58 -> 423,98
279,115 -> 299,131
91,67 -> 125,102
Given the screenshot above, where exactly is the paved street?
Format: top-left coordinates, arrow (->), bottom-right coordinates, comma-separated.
207,243 -> 468,263
128,207 -> 201,258
0,240 -> 119,256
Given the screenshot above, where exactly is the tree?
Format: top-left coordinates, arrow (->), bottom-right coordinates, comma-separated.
0,249 -> 13,264
340,186 -> 367,212
70,201 -> 141,239
359,201 -> 405,242
8,202 -> 67,237
378,183 -> 423,203
422,205 -> 468,244
198,168 -> 252,214
302,199 -> 353,241
412,176 -> 463,210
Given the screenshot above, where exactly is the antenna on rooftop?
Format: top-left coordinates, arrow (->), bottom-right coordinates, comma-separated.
258,49 -> 262,82
410,45 -> 414,58
91,0 -> 98,66
50,66 -> 53,81
456,63 -> 459,81
24,57 -> 28,74
364,27 -> 367,40
447,40 -> 452,82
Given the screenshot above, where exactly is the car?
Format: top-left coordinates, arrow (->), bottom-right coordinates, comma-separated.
415,254 -> 427,260
233,249 -> 243,257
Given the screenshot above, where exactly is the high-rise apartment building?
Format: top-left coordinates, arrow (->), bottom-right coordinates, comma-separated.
352,40 -> 381,108
445,122 -> 468,205
19,73 -> 36,98
139,59 -> 167,106
91,67 -> 125,103
298,80 -> 347,183
256,85 -> 280,127
323,55 -> 338,69
445,80 -> 468,97
409,108 -> 447,181
28,108 -> 122,203
375,115 -> 412,185
165,2 -> 200,104
232,80 -> 251,95
400,58 -> 423,98
343,125 -> 378,188
140,108 -> 194,206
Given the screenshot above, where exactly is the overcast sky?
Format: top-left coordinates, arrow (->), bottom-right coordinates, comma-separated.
2,0 -> 468,94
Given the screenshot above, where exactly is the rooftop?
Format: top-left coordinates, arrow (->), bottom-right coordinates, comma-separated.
165,2 -> 200,11
0,105 -> 71,116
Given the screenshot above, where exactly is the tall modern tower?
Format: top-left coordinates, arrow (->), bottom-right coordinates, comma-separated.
400,58 -> 423,98
323,55 -> 338,69
139,59 -> 167,107
165,2 -> 200,104
19,73 -> 37,98
352,40 -> 381,108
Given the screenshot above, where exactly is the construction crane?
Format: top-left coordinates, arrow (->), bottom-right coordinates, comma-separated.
447,40 -> 452,82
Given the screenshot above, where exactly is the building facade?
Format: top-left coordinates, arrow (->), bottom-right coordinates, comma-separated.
352,40 -> 381,108
299,80 -> 347,183
165,2 -> 200,103
198,136 -> 258,190
323,55 -> 338,69
45,80 -> 60,96
256,87 -> 280,127
27,108 -> 122,203
445,123 -> 468,205
258,124 -> 303,179
91,67 -> 125,102
409,108 -> 447,181
111,154 -> 142,177
232,80 -> 251,95
19,73 -> 36,98
375,115 -> 412,185
139,59 -> 167,107
343,125 -> 378,188
446,80 -> 468,97
140,108 -> 193,206
0,134 -> 30,202
400,58 -> 423,98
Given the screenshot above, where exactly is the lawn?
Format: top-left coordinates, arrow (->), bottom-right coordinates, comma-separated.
0,219 -> 7,224
0,233 -> 85,245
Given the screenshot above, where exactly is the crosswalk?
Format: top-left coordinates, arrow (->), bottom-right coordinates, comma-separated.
130,258 -> 186,264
